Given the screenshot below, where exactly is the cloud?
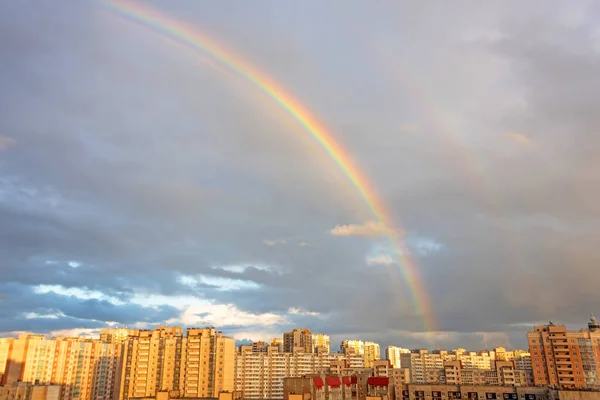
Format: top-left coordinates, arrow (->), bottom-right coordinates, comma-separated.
288,307 -> 320,317
399,123 -> 420,133
177,274 -> 261,291
0,135 -> 15,150
32,284 -> 125,305
366,254 -> 395,266
330,221 -> 397,237
0,0 -> 599,350
49,328 -> 101,338
263,238 -> 288,246
508,132 -> 532,146
174,302 -> 288,327
410,237 -> 444,256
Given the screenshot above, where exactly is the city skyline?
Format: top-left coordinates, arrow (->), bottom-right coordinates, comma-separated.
3,320 -> 600,399
2,0 -> 600,350
0,319 -> 590,353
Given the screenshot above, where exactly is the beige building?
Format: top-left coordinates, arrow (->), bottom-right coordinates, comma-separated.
341,340 -> 364,355
399,384 -> 549,400
454,349 -> 495,370
118,326 -> 234,400
284,329 -> 313,353
312,334 -> 331,354
400,351 -> 449,384
234,346 -> 364,399
528,317 -> 600,389
272,338 -> 284,353
0,382 -> 61,400
0,334 -> 121,400
364,342 -> 381,369
386,347 -> 411,369
284,374 -> 393,400
100,327 -> 138,345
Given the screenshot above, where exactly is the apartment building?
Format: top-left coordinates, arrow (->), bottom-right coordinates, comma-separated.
284,329 -> 313,353
527,317 -> 600,389
0,334 -> 121,400
271,338 -> 284,353
364,342 -> 381,369
455,349 -> 495,370
401,351 -> 448,384
0,382 -> 61,400
399,384 -> 549,400
386,347 -> 411,369
312,334 -> 331,354
234,346 -> 364,399
100,328 -> 138,345
340,340 -> 364,355
118,326 -> 234,400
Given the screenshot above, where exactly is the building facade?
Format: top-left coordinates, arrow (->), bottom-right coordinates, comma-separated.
364,342 -> 381,369
284,329 -> 313,353
386,347 -> 411,369
527,318 -> 600,389
118,326 -> 235,400
312,334 -> 331,354
0,334 -> 121,400
341,341 -> 364,355
234,346 -> 364,399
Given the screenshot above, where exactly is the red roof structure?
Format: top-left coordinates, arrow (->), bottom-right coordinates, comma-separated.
367,377 -> 389,387
350,376 -> 358,384
313,377 -> 324,389
326,377 -> 341,388
342,377 -> 352,386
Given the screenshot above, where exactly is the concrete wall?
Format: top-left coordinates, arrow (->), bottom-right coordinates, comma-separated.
557,391 -> 600,400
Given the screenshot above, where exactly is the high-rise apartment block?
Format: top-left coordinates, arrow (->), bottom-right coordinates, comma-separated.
234,345 -> 365,399
364,342 -> 381,369
0,326 -> 235,400
386,347 -> 410,369
527,317 -> 600,389
271,338 -> 284,353
283,329 -> 313,353
341,340 -> 364,355
118,326 -> 235,400
100,328 -> 138,345
312,334 -> 331,354
0,335 -> 121,400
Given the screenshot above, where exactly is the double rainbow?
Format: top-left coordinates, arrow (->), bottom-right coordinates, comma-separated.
102,0 -> 435,332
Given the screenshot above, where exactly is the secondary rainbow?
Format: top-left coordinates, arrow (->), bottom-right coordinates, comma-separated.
102,0 -> 436,332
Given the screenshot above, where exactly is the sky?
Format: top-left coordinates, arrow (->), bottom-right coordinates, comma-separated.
1,0 -> 600,350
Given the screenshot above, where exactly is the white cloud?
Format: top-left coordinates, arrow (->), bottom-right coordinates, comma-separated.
177,274 -> 261,291
263,238 -> 288,246
330,221 -> 397,237
410,237 -> 443,256
49,328 -> 100,338
229,330 -> 283,342
68,261 -> 81,268
32,284 -> 125,305
366,254 -> 396,266
127,292 -> 289,328
212,263 -> 285,275
288,307 -> 320,316
298,241 -> 310,247
23,312 -> 65,320
175,303 -> 288,327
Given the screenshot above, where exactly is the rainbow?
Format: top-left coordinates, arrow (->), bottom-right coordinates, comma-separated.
101,0 -> 436,332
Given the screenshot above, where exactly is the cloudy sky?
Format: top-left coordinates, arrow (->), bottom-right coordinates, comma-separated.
1,0 -> 599,350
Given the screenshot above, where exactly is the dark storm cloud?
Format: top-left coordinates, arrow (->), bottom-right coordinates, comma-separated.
0,0 -> 598,349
